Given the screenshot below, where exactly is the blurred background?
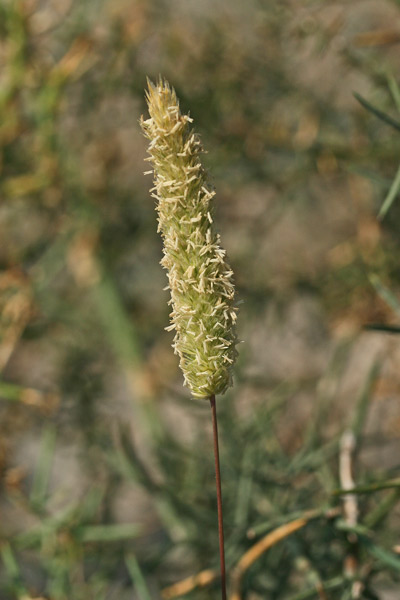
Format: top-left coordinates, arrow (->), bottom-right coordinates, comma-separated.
1,0 -> 400,598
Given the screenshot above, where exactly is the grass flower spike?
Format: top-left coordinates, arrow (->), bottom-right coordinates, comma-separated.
141,78 -> 238,399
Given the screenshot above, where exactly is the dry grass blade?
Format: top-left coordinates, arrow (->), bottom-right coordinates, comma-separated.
162,568 -> 218,599
229,517 -> 310,600
353,30 -> 400,47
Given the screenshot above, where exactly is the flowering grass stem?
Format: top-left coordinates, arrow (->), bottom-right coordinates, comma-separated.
141,78 -> 236,599
210,394 -> 227,600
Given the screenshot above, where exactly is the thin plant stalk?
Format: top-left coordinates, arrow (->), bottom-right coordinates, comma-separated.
210,393 -> 227,600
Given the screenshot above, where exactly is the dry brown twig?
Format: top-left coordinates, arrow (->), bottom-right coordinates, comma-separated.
339,430 -> 362,599
353,30 -> 400,47
162,568 -> 218,599
340,431 -> 358,531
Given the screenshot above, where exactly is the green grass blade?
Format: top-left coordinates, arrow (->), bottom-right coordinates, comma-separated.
333,478 -> 400,495
13,503 -> 78,549
0,543 -> 20,579
351,360 -> 381,449
369,274 -> 400,317
362,538 -> 400,572
334,519 -> 372,537
387,74 -> 400,113
75,486 -> 105,522
287,575 -> 344,600
364,323 -> 400,334
378,161 -> 400,219
234,445 -> 255,528
346,165 -> 391,187
353,92 -> 400,132
365,489 -> 400,529
92,268 -> 142,368
0,380 -> 25,402
125,553 -> 153,600
79,523 -> 141,542
0,543 -> 27,596
30,424 -> 57,509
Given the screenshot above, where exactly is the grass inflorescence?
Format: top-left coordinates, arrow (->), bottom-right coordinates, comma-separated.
141,78 -> 238,399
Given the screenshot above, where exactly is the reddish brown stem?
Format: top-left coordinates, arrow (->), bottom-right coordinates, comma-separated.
209,394 -> 227,600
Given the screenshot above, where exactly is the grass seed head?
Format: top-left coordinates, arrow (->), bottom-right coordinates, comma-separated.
141,78 -> 238,398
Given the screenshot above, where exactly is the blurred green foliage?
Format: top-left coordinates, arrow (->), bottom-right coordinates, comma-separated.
1,0 -> 400,598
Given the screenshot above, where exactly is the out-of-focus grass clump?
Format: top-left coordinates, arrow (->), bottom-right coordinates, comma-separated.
1,0 -> 400,598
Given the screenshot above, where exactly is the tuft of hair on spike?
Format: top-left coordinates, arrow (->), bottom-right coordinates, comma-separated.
140,78 -> 238,399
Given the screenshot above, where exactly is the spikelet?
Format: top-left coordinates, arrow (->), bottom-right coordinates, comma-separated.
141,78 -> 238,399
